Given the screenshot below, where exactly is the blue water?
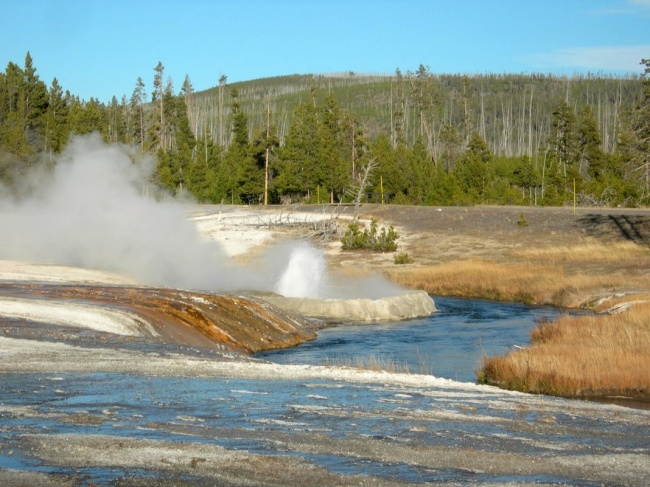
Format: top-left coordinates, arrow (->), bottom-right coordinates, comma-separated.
2,298 -> 647,485
258,296 -> 574,382
2,371 -> 645,485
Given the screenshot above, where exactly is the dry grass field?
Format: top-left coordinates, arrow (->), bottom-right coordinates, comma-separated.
478,301 -> 650,400
319,204 -> 650,401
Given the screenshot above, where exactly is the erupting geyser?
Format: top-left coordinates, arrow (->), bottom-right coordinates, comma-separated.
268,242 -> 437,322
275,243 -> 328,298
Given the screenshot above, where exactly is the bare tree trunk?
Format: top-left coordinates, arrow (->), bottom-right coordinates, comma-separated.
528,85 -> 534,157
390,82 -> 394,147
462,79 -> 470,145
218,75 -> 227,147
517,89 -> 526,155
139,105 -> 144,151
541,145 -> 549,199
351,120 -> 357,181
480,90 -> 486,141
159,93 -> 164,151
264,103 -> 270,206
350,158 -> 377,222
612,79 -> 622,153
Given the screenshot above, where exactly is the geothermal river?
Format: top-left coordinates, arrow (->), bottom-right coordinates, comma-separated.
258,296 -> 579,382
1,297 -> 648,485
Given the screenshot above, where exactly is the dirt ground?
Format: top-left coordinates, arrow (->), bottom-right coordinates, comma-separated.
266,203 -> 650,278
355,204 -> 648,262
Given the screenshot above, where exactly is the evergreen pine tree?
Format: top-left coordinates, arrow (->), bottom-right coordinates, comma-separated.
512,155 -> 541,203
438,124 -> 463,172
131,77 -> 146,150
276,102 -> 320,199
368,133 -> 396,203
67,97 -> 104,136
318,94 -> 349,203
226,87 -> 256,202
229,87 -> 249,149
545,99 -> 580,204
455,131 -> 492,202
22,52 -> 49,137
579,104 -> 605,180
150,62 -> 165,150
0,62 -> 32,166
188,138 -> 211,201
43,78 -> 69,157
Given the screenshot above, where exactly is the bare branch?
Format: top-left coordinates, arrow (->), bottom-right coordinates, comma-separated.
346,158 -> 378,222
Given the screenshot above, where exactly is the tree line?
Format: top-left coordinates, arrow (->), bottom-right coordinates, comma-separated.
1,53 -> 648,207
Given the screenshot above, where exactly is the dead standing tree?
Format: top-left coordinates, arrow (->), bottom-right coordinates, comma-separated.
348,158 -> 378,223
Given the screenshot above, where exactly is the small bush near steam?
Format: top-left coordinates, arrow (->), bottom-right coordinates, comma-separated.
341,219 -> 399,251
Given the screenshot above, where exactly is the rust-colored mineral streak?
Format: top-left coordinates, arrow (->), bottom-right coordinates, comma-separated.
0,283 -> 317,353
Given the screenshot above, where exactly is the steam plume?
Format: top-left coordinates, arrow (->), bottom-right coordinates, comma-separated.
0,134 -> 404,299
0,134 -> 248,290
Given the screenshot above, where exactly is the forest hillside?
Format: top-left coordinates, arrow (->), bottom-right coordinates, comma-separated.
1,54 -> 649,207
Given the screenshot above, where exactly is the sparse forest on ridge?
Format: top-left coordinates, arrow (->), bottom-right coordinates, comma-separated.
1,53 -> 649,207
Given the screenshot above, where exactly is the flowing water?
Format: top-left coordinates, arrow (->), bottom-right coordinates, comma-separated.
1,362 -> 648,485
258,296 -> 574,382
2,297 -> 649,485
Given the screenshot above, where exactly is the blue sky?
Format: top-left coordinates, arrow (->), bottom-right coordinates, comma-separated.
2,0 -> 649,103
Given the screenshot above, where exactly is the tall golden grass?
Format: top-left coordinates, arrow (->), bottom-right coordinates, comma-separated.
477,302 -> 650,400
386,258 -> 642,307
510,240 -> 646,264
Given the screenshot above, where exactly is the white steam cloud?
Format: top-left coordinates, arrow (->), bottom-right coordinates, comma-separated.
0,134 -> 405,300
275,243 -> 328,298
272,242 -> 403,299
0,134 -> 252,290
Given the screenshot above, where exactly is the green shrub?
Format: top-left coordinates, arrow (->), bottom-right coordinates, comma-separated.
517,213 -> 530,227
394,252 -> 414,264
341,218 -> 399,251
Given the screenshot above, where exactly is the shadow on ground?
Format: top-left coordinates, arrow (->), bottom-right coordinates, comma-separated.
578,214 -> 650,247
